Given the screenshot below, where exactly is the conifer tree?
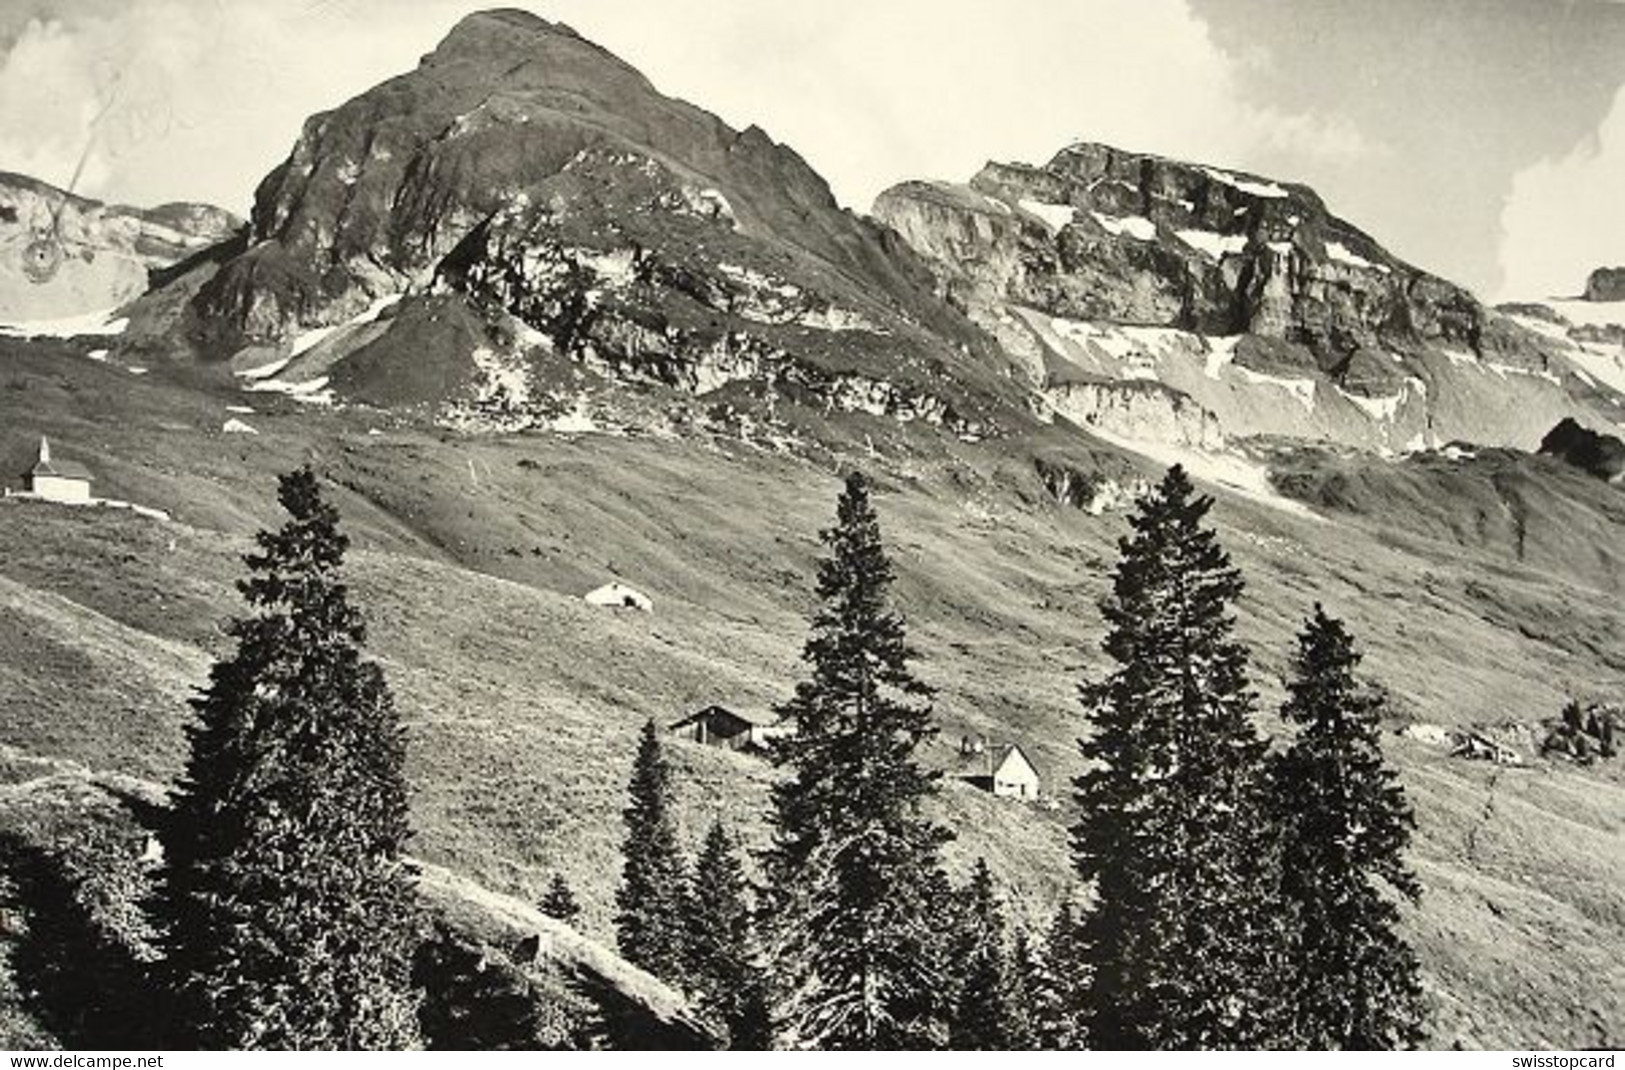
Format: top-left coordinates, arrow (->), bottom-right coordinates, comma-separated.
539,874 -> 582,925
1006,928 -> 1039,1050
948,860 -> 1033,1050
156,466 -> 420,1049
763,471 -> 953,1049
614,719 -> 688,986
1030,901 -> 1084,1049
685,820 -> 771,1048
1071,464 -> 1288,1048
1270,606 -> 1426,1049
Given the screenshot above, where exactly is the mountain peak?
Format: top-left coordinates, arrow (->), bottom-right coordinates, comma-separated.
424,8 -> 626,75
436,7 -> 576,46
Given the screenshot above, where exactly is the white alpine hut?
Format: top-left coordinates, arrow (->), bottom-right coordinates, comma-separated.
584,581 -> 653,613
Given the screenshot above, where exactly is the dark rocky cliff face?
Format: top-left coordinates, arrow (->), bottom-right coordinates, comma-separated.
1584,267 -> 1625,303
1540,417 -> 1625,483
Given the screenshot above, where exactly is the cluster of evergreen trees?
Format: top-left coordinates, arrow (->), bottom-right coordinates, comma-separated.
1068,466 -> 1425,1049
92,461 -> 1423,1050
611,467 -> 1426,1049
609,720 -> 771,1047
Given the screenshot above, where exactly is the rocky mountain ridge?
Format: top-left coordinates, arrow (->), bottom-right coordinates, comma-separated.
874,143 -> 1625,458
54,8 -> 1620,498
0,172 -> 238,326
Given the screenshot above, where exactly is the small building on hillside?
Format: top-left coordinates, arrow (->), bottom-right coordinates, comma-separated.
671,705 -> 757,749
1450,731 -> 1524,766
991,744 -> 1041,800
670,705 -> 796,754
20,437 -> 92,503
584,581 -> 653,613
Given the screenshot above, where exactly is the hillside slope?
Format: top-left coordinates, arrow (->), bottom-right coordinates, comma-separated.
0,334 -> 1621,1047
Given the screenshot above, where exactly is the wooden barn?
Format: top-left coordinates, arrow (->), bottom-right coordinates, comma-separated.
670,706 -> 757,749
669,706 -> 795,754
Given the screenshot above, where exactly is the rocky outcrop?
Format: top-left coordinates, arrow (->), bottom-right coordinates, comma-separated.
0,171 -> 238,323
1584,267 -> 1625,303
1033,456 -> 1150,514
1043,379 -> 1225,451
1539,418 -> 1625,483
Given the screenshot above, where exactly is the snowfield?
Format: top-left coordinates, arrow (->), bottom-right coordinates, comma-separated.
1090,210 -> 1157,241
1018,198 -> 1076,233
0,308 -> 130,339
1326,240 -> 1391,274
1201,166 -> 1289,199
1234,365 -> 1317,411
1177,228 -> 1249,260
1543,298 -> 1625,331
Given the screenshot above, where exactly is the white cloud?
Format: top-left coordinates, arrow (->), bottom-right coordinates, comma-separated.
540,0 -> 1375,211
0,0 -> 1377,221
0,1 -> 440,213
0,18 -> 110,195
1497,83 -> 1625,301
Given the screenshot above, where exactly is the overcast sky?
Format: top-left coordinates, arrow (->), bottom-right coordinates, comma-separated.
2,0 -> 1622,301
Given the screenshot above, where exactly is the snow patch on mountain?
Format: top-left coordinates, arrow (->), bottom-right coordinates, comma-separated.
1085,424 -> 1318,519
1176,229 -> 1248,260
1090,210 -> 1156,241
1201,166 -> 1288,198
0,308 -> 129,339
1204,336 -> 1240,379
1563,346 -> 1625,395
1326,241 -> 1390,274
1338,385 -> 1404,422
1019,198 -> 1076,232
1234,365 -> 1317,411
237,357 -> 292,381
1544,299 -> 1625,331
288,292 -> 404,356
245,375 -> 335,405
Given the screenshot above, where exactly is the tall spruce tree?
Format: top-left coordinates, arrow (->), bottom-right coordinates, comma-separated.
614,720 -> 688,986
763,471 -> 953,1049
156,466 -> 420,1049
948,860 -> 1033,1050
1271,606 -> 1426,1049
685,820 -> 771,1049
1071,464 -> 1288,1049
